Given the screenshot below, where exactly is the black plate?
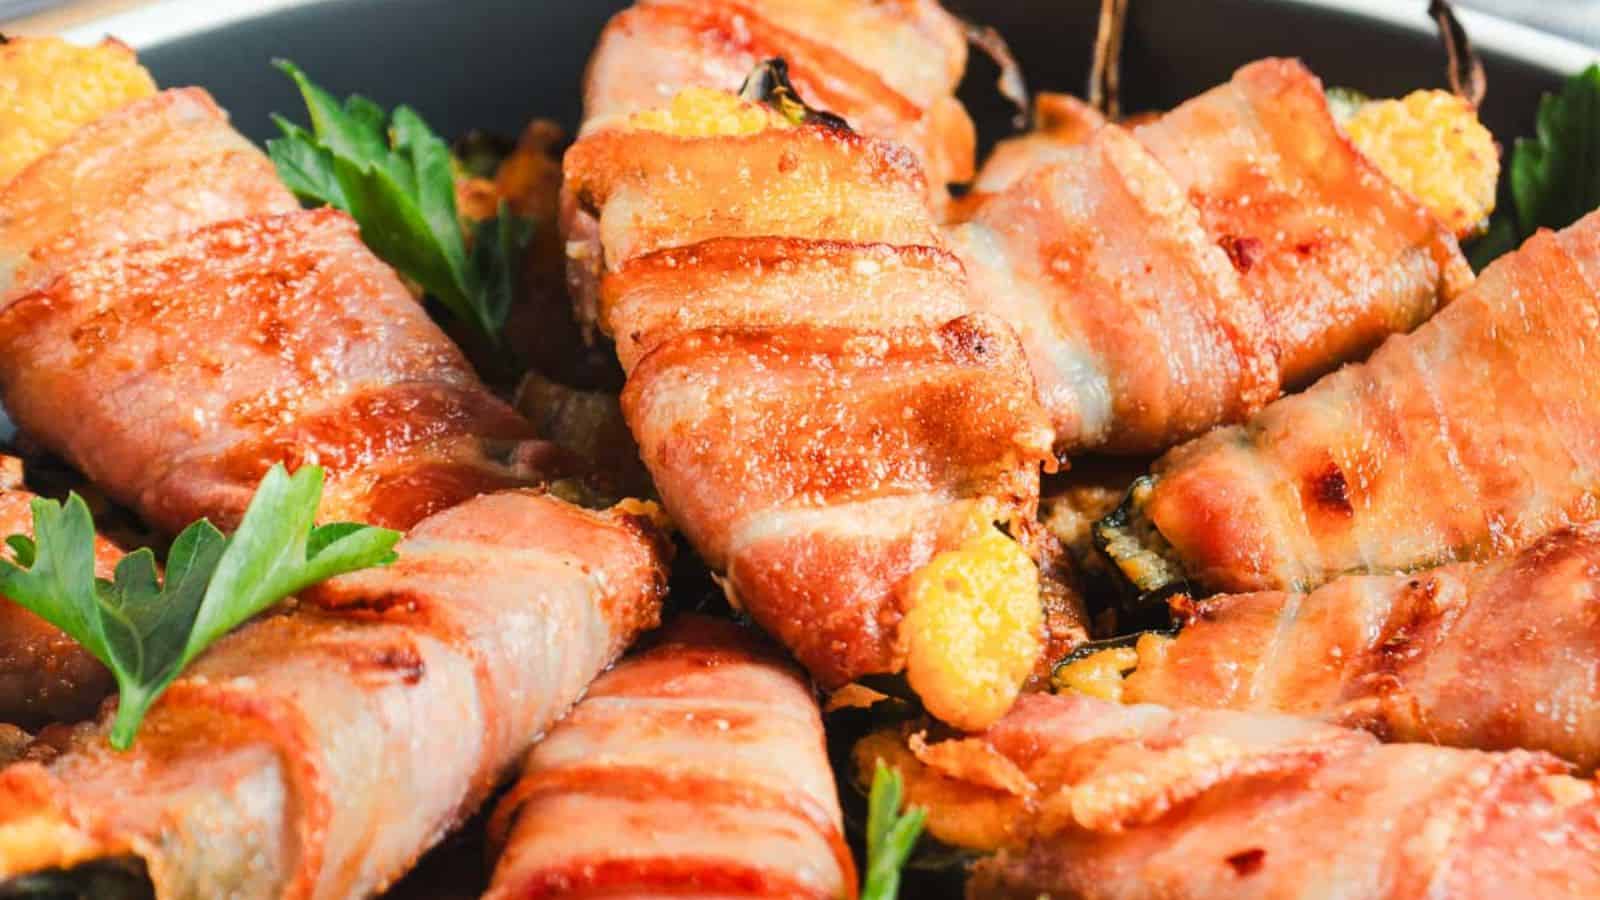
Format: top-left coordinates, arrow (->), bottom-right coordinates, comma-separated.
138,0 -> 1570,156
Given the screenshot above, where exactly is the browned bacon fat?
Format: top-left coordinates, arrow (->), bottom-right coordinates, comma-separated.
0,492 -> 667,899
565,94 -> 1053,695
1104,209 -> 1600,595
0,725 -> 25,767
1120,524 -> 1600,772
485,615 -> 853,899
584,0 -> 975,207
955,694 -> 1600,899
952,59 -> 1471,455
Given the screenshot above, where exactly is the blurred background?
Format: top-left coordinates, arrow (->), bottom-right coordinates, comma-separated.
1462,0 -> 1600,46
2,0 -> 1600,46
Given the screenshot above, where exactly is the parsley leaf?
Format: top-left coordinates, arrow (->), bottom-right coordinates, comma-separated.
861,760 -> 927,900
1471,64 -> 1600,269
266,59 -> 532,345
0,464 -> 400,749
474,200 -> 533,341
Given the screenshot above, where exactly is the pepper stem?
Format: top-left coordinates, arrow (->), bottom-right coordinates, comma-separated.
1088,0 -> 1129,119
1429,0 -> 1486,107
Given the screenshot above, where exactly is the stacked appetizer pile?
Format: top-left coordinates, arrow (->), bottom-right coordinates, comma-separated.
0,1 -> 1598,897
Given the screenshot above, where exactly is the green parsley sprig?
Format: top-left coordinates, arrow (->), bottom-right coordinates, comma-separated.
861,760 -> 927,900
1471,64 -> 1600,268
267,59 -> 531,345
0,464 -> 400,749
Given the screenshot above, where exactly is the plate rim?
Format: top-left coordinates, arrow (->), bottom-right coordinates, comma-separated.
1283,0 -> 1595,73
60,0 -> 1595,76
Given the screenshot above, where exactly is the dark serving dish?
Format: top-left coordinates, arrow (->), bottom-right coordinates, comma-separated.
129,0 -> 1573,161
50,0 -> 1575,896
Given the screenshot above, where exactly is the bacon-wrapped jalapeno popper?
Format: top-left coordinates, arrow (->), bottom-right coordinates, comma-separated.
0,40 -> 670,897
0,76 -> 553,534
858,693 -> 1600,898
951,59 -> 1491,455
0,492 -> 667,898
565,85 -> 1056,729
486,615 -> 853,899
1101,208 -> 1600,596
951,119 -> 1279,455
1052,524 -> 1600,771
0,206 -> 552,535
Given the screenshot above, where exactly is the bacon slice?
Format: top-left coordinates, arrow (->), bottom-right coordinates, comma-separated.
952,60 -> 1469,454
1136,59 -> 1471,388
0,484 -> 122,728
0,208 -> 552,535
600,237 -> 968,374
1123,524 -> 1600,771
1115,209 -> 1600,594
567,112 -> 1052,688
958,694 -> 1600,899
950,124 -> 1278,453
584,0 -> 974,205
0,87 -> 298,301
0,491 -> 667,899
963,92 -> 1105,200
627,318 -> 1042,683
0,87 -> 558,534
485,615 -> 853,899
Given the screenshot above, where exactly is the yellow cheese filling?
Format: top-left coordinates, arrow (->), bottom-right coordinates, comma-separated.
903,521 -> 1042,732
625,87 -> 793,138
1343,89 -> 1499,238
0,36 -> 157,184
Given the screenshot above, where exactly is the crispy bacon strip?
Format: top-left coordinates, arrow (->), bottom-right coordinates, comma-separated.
1111,208 -> 1600,594
0,208 -> 552,535
1123,524 -> 1600,771
0,87 -> 297,300
566,112 -> 1052,687
584,0 -> 974,205
485,615 -> 853,899
958,694 -> 1600,899
953,59 -> 1470,454
570,1 -> 1072,704
0,491 -> 667,899
1137,59 -> 1471,387
950,123 -> 1278,453
0,89 -> 558,535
